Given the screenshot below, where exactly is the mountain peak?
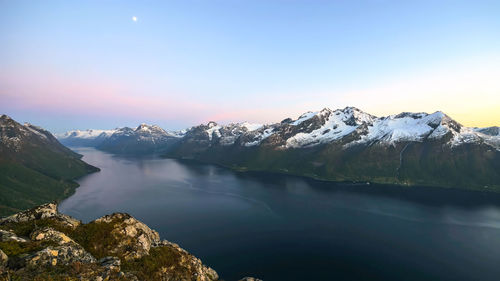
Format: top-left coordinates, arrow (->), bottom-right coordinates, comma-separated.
0,114 -> 16,125
207,121 -> 218,128
337,107 -> 375,125
432,110 -> 445,116
475,126 -> 500,136
320,107 -> 332,114
136,123 -> 149,130
135,123 -> 165,133
341,106 -> 362,112
240,122 -> 263,131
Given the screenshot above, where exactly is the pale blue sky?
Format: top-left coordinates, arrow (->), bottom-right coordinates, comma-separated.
1,0 -> 499,132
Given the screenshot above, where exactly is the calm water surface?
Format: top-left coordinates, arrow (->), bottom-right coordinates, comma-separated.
60,147 -> 500,281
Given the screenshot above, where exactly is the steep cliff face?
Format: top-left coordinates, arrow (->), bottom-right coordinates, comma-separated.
0,203 -> 219,281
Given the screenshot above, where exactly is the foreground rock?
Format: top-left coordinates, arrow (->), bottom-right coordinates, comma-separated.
0,203 -> 80,229
0,249 -> 7,268
0,229 -> 27,243
94,213 -> 160,260
25,244 -> 96,267
0,203 -> 220,281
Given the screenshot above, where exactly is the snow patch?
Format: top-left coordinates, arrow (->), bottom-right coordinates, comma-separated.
356,111 -> 449,144
241,122 -> 263,131
24,124 -> 48,139
244,128 -> 275,146
206,125 -> 221,141
286,109 -> 358,148
58,129 -> 116,139
291,111 -> 318,125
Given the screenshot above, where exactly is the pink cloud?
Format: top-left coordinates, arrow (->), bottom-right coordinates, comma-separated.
0,68 -> 210,123
0,67 -> 314,127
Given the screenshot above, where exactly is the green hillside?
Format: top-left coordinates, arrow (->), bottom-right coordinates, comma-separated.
0,115 -> 99,216
164,138 -> 500,192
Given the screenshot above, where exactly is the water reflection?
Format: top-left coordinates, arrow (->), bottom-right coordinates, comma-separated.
60,147 -> 500,281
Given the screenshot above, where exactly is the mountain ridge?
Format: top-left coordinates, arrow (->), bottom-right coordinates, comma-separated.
58,124 -> 184,154
166,107 -> 499,150
54,107 -> 500,191
0,115 -> 99,216
162,107 -> 500,191
57,107 -> 498,151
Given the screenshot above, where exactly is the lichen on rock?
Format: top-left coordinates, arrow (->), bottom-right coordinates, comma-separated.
0,229 -> 27,243
30,227 -> 74,245
0,203 -> 222,281
0,203 -> 80,229
93,212 -> 160,260
0,249 -> 7,268
25,244 -> 96,267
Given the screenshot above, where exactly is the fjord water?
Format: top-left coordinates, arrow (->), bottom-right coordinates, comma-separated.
60,148 -> 500,281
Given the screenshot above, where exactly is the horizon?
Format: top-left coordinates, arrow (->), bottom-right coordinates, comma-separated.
2,106 -> 498,135
1,0 -> 500,132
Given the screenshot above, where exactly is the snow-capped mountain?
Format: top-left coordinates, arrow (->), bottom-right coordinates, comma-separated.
1,114 -> 73,154
58,124 -> 184,154
0,114 -> 98,214
57,129 -> 116,139
165,107 -> 500,190
178,107 -> 499,151
475,126 -> 500,136
53,107 -> 499,190
56,129 -> 117,147
181,121 -> 264,146
56,107 -> 499,153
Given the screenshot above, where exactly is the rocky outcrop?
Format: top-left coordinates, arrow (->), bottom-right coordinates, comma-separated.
25,244 -> 97,267
0,229 -> 27,243
154,240 -> 219,281
0,249 -> 7,281
0,203 -> 221,281
0,203 -> 80,229
0,249 -> 7,268
25,227 -> 97,267
30,227 -> 75,245
93,213 -> 160,260
99,256 -> 121,271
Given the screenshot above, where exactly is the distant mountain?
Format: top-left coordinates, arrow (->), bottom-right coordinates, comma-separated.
165,107 -> 500,191
56,129 -> 116,147
0,115 -> 99,216
474,126 -> 500,137
58,124 -> 184,154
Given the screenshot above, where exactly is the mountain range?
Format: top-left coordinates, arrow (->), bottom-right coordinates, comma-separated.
57,124 -> 184,154
57,107 -> 500,191
175,107 -> 499,149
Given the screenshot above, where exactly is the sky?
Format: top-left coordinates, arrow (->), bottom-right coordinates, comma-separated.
1,0 -> 499,132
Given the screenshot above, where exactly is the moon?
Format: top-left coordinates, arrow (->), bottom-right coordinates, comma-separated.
132,16 -> 137,22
